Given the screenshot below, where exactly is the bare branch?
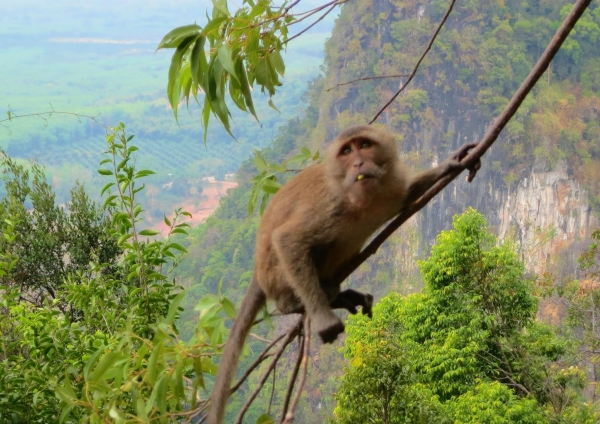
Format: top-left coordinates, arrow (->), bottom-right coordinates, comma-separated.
230,332 -> 286,395
283,316 -> 311,424
286,2 -> 340,44
234,317 -> 303,424
280,331 -> 305,421
369,0 -> 456,124
326,74 -> 411,92
334,0 -> 593,287
0,107 -> 107,134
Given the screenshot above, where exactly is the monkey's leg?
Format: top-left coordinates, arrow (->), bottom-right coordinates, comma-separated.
272,229 -> 345,344
330,289 -> 373,318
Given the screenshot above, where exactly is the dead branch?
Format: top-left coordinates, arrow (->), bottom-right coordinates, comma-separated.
283,316 -> 311,424
230,332 -> 287,395
369,0 -> 456,124
280,331 -> 305,421
234,317 -> 303,424
326,74 -> 411,92
0,105 -> 107,135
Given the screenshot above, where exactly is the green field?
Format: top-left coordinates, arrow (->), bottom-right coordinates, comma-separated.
0,0 -> 333,202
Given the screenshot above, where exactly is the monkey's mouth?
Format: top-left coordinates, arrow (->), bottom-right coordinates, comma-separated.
356,174 -> 375,182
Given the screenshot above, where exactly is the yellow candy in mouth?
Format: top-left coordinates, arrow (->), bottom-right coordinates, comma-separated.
357,174 -> 364,181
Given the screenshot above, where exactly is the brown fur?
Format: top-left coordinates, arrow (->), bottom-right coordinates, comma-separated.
206,125 -> 478,423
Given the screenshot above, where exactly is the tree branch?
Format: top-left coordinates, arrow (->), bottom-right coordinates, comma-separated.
230,332 -> 286,395
333,0 -> 593,287
369,0 -> 456,124
283,316 -> 311,424
326,74 -> 411,92
234,317 -> 303,424
280,330 -> 305,421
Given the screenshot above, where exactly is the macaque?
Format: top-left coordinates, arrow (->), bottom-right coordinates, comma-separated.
207,125 -> 480,423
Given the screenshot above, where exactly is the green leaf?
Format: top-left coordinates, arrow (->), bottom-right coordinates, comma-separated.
135,170 -> 156,178
270,49 -> 285,76
167,292 -> 186,324
90,351 -> 119,383
155,375 -> 169,414
261,179 -> 281,194
167,242 -> 187,253
97,168 -> 114,176
268,98 -> 280,113
193,356 -> 206,390
212,0 -> 229,15
256,414 -> 275,424
195,295 -> 219,311
147,341 -> 164,385
167,34 -> 197,119
218,44 -> 239,83
202,15 -> 228,36
101,182 -> 115,197
190,35 -> 207,88
235,57 -> 258,121
221,297 -> 236,318
157,23 -> 201,50
139,229 -> 160,236
83,348 -> 104,380
253,152 -> 268,172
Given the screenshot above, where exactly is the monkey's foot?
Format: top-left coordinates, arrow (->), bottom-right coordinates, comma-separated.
314,312 -> 345,344
330,289 -> 374,318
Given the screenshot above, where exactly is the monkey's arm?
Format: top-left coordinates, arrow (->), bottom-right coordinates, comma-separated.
272,224 -> 345,343
406,143 -> 480,204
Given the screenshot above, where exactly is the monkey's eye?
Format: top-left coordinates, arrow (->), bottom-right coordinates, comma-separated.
341,146 -> 352,155
360,140 -> 372,149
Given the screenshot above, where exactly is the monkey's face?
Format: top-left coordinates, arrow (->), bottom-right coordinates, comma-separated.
336,137 -> 389,190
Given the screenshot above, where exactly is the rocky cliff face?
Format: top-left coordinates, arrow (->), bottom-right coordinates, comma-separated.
498,166 -> 597,275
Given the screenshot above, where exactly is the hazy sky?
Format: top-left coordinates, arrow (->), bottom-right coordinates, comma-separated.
0,1 -> 335,104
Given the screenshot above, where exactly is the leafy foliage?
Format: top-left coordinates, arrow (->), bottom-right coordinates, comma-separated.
335,209 -> 597,423
158,0 -> 294,139
0,123 -> 242,422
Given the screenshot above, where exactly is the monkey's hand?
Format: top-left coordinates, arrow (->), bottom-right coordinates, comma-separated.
450,142 -> 481,183
330,289 -> 374,318
313,311 -> 345,344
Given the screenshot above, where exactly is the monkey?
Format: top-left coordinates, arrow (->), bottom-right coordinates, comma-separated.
206,125 -> 480,424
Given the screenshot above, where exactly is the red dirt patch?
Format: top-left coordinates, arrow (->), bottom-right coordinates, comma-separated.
155,181 -> 238,236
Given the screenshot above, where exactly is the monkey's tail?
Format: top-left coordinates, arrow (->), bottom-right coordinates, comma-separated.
206,276 -> 266,424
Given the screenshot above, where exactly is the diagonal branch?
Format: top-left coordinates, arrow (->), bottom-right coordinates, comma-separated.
326,74 -> 411,92
335,0 -> 593,286
369,0 -> 456,124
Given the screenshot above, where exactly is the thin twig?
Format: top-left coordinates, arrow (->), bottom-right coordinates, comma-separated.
283,316 -> 311,424
234,318 -> 303,424
180,400 -> 209,423
327,74 -> 411,92
0,106 -> 107,135
286,1 -> 341,44
230,332 -> 286,394
280,332 -> 305,421
369,0 -> 456,124
287,0 -> 347,27
249,332 -> 276,343
268,363 -> 277,415
331,0 -> 593,287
